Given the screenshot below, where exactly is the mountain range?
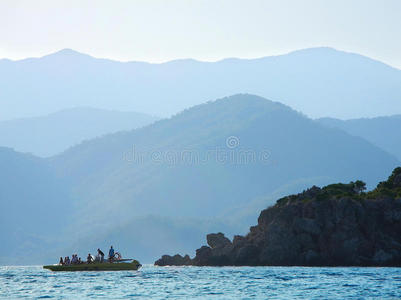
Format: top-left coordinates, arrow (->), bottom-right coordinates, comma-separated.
52,94 -> 398,219
1,47 -> 400,120
318,116 -> 401,161
0,147 -> 74,263
1,94 -> 398,264
0,107 -> 158,157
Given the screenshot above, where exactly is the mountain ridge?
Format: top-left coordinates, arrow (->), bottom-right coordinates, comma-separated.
1,94 -> 399,264
1,47 -> 401,120
0,107 -> 158,157
52,94 -> 399,221
318,115 -> 401,161
5,47 -> 400,71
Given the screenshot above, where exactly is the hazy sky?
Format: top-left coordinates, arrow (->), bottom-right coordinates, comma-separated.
0,0 -> 400,68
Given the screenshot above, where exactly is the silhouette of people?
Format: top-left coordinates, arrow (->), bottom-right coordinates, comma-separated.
98,248 -> 105,263
109,246 -> 115,261
87,253 -> 93,264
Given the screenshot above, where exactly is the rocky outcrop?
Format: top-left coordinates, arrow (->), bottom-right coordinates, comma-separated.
207,233 -> 231,249
393,173 -> 401,187
154,254 -> 192,266
155,167 -> 401,267
192,233 -> 234,266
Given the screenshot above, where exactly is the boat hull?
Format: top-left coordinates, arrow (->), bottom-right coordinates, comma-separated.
43,260 -> 141,272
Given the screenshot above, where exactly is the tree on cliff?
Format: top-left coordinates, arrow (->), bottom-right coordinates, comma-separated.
352,180 -> 366,194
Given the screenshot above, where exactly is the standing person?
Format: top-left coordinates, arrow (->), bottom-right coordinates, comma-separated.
87,253 -> 93,264
97,248 -> 105,263
108,246 -> 115,262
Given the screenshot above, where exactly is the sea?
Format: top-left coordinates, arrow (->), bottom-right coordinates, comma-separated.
1,265 -> 401,299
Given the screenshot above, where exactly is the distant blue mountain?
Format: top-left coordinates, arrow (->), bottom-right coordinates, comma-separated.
50,94 -> 398,262
0,147 -> 73,264
53,94 -> 399,217
1,94 -> 399,264
0,107 -> 158,157
1,47 -> 400,120
318,115 -> 401,161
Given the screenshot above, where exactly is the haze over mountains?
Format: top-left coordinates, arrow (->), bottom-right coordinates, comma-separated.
52,94 -> 398,219
0,107 -> 158,157
1,47 -> 400,120
1,94 -> 398,264
1,47 -> 400,265
318,116 -> 401,161
0,147 -> 74,263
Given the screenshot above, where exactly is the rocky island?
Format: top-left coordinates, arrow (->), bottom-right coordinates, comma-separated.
155,168 -> 401,267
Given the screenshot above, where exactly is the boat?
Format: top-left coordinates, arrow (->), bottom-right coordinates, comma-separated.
43,259 -> 141,272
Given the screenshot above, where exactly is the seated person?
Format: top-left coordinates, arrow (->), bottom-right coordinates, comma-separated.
71,254 -> 78,264
59,257 -> 64,265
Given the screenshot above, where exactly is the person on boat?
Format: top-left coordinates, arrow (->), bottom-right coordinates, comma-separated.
98,248 -> 105,263
109,246 -> 115,261
78,257 -> 82,264
59,257 -> 64,265
87,253 -> 93,264
65,256 -> 70,265
72,254 -> 78,264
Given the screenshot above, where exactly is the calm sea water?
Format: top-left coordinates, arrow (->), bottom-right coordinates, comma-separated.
1,265 -> 401,299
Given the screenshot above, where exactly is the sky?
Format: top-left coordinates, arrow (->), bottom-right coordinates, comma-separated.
0,0 -> 400,68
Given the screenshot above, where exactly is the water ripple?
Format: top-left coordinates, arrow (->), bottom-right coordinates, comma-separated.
0,265 -> 401,299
